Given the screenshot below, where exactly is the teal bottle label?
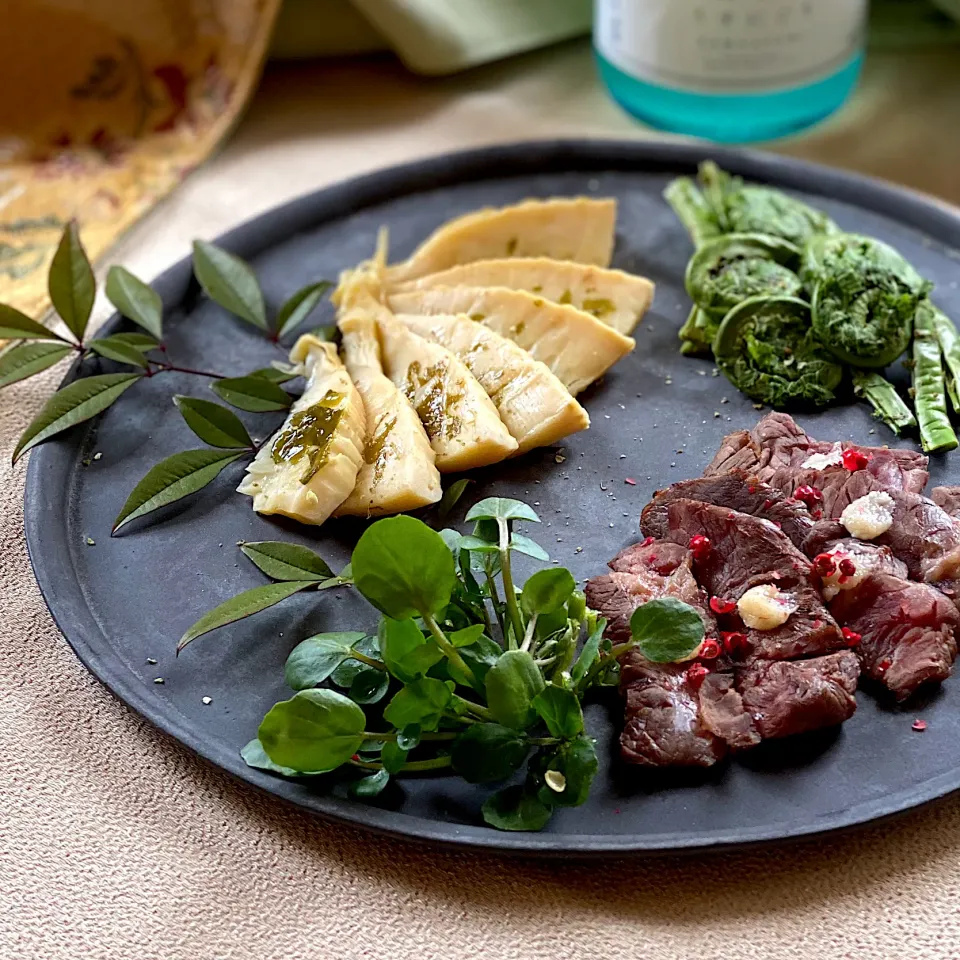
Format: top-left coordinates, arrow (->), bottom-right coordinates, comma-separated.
595,0 -> 867,95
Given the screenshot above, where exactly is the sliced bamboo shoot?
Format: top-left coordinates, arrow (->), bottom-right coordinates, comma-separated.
237,335 -> 365,524
388,286 -> 635,395
394,257 -> 654,336
396,313 -> 589,454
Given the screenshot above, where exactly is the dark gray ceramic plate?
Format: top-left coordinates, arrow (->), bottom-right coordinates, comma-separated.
24,141 -> 960,856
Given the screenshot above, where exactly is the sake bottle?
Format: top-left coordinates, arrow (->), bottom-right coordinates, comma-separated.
594,0 -> 868,142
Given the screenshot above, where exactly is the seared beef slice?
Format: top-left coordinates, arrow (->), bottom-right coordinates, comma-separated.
586,541 -> 756,766
830,573 -> 960,700
640,472 -> 814,550
652,499 -> 846,661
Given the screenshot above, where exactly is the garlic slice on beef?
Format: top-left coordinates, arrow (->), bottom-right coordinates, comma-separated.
801,442 -> 844,470
840,491 -> 895,540
737,584 -> 798,630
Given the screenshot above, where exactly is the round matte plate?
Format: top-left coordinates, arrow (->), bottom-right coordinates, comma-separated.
24,141 -> 960,856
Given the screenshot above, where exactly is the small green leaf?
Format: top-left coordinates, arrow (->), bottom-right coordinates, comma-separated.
352,515 -> 457,619
347,666 -> 390,704
457,535 -> 499,554
535,736 -> 598,807
241,738 -> 306,776
630,597 -> 705,663
571,615 -> 606,687
258,688 -> 365,772
482,785 -> 554,832
566,591 -> 586,623
485,650 -> 546,731
0,303 -> 67,341
276,281 -> 332,338
521,568 -> 576,616
110,332 -> 160,349
247,365 -> 298,384
192,239 -> 267,330
0,342 -> 72,389
382,677 -> 452,732
379,616 -> 443,683
105,265 -> 163,339
438,528 -> 464,557
449,624 -> 486,648
330,636 -> 380,685
457,634 -> 503,689
48,221 -> 95,340
174,396 -> 253,449
532,685 -> 584,739
395,725 -> 420,751
465,497 -> 540,523
113,448 -> 244,532
381,741 -> 409,773
510,533 -> 549,561
350,768 -> 390,797
178,580 -> 314,652
211,375 -> 291,412
438,478 -> 471,521
240,540 -> 334,581
13,372 -> 141,463
88,336 -> 150,368
284,631 -> 367,689
451,724 -> 530,783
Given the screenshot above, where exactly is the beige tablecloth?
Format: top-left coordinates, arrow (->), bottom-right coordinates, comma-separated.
5,42 -> 960,960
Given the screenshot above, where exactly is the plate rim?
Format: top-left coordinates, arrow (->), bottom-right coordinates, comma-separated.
22,137 -> 960,856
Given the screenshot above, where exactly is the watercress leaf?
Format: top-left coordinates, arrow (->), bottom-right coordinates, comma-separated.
318,563 -> 354,590
284,631 -> 366,689
192,239 -> 267,330
395,725 -> 421,751
247,365 -> 298,384
482,785 -> 554,832
330,635 -> 379,686
240,540 -> 334,581
105,265 -> 163,339
457,634 -> 502,689
174,396 -> 253,449
438,528 -> 463,559
457,534 -> 499,554
381,741 -> 409,773
534,607 -> 567,642
48,221 -> 95,340
521,568 -> 575,616
451,724 -> 530,783
349,768 -> 390,797
88,336 -> 151,368
112,448 -> 244,533
466,497 -> 540,523
0,303 -> 68,341
276,280 -> 332,338
532,685 -> 584,739
378,616 -> 443,683
382,677 -> 452,732
630,597 -> 705,664
0,342 -> 72,389
347,665 -> 390,704
485,649 -> 546,731
109,331 -> 160,349
177,580 -> 314,652
258,688 -> 365,772
571,615 -> 607,688
358,740 -> 384,756
472,518 -> 500,543
353,515 -> 456,619
536,736 -> 598,808
566,590 -> 586,624
13,372 -> 141,464
438,478 -> 471,521
211,375 -> 291,412
450,624 -> 486,648
241,738 -> 304,777
510,533 -> 549,562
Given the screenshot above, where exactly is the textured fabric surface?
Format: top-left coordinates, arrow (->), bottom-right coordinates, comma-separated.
5,44 -> 960,960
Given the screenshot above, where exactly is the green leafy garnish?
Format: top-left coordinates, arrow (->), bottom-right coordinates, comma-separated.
629,597 -> 705,663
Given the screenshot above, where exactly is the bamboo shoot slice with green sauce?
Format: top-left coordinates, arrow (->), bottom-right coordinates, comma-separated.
392,257 -> 654,336
385,198 -> 617,285
237,335 -> 365,524
396,312 -> 590,454
376,312 -> 518,472
388,285 -> 635,396
335,308 -> 442,516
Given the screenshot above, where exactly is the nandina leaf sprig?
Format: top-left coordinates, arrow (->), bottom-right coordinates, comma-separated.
3,221 -> 332,527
